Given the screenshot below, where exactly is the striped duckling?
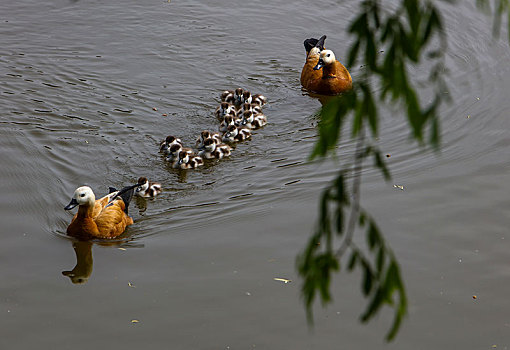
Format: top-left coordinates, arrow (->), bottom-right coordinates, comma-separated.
198,138 -> 232,160
219,114 -> 237,133
220,90 -> 235,104
222,124 -> 251,143
215,102 -> 236,121
172,150 -> 204,169
166,143 -> 194,163
159,135 -> 182,155
240,110 -> 267,129
242,91 -> 267,106
135,176 -> 162,198
196,130 -> 222,150
64,185 -> 135,240
236,102 -> 262,119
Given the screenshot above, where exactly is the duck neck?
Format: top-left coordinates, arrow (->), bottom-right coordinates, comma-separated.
77,203 -> 95,219
322,63 -> 336,78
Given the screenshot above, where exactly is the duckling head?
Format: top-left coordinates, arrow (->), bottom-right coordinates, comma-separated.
242,111 -> 254,125
65,186 -> 95,210
178,150 -> 190,165
203,138 -> 216,152
136,177 -> 149,193
314,49 -> 336,70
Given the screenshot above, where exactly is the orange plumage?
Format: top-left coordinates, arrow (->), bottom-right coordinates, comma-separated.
65,186 -> 134,240
301,35 -> 326,89
302,47 -> 352,96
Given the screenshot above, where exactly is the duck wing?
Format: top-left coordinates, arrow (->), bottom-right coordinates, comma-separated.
94,199 -> 133,238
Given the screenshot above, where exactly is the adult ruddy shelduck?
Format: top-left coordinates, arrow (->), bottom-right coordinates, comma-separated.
64,185 -> 135,240
309,49 -> 352,95
300,35 -> 327,89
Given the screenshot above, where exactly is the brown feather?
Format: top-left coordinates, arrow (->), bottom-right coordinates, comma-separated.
67,193 -> 133,240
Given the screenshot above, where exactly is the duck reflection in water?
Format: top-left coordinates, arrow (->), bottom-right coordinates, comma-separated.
62,239 -> 144,284
62,241 -> 93,284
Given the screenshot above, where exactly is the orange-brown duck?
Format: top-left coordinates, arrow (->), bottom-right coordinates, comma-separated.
65,185 -> 135,240
306,49 -> 352,95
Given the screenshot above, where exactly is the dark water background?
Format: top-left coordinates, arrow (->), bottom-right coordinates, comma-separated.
1,0 -> 510,349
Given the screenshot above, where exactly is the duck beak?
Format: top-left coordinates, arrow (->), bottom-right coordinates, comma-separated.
64,198 -> 79,210
314,58 -> 324,70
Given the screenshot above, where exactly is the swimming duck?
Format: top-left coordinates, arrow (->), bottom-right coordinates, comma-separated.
64,185 -> 135,240
198,138 -> 232,160
172,150 -> 204,169
196,130 -> 222,149
308,49 -> 352,95
135,176 -> 162,198
215,102 -> 236,121
222,124 -> 251,143
300,35 -> 327,89
159,135 -> 182,155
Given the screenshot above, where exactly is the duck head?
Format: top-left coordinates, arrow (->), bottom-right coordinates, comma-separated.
65,186 -> 95,210
314,49 -> 336,70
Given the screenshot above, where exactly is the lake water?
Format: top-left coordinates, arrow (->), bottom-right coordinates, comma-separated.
1,0 -> 510,349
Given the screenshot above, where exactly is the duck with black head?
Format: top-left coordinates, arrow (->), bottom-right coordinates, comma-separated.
64,185 -> 136,240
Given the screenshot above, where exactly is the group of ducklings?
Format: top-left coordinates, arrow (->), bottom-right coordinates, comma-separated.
135,88 -> 267,198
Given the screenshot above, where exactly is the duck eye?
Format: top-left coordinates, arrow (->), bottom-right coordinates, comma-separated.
327,54 -> 330,57
80,193 -> 85,197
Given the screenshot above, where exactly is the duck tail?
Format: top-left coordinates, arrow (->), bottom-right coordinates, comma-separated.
106,184 -> 137,214
304,38 -> 319,54
117,185 -> 135,214
316,35 -> 327,51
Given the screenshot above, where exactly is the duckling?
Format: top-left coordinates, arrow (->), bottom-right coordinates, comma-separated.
219,114 -> 237,133
236,102 -> 263,119
215,102 -> 236,121
173,150 -> 204,169
222,124 -> 251,143
135,176 -> 162,198
253,113 -> 267,129
309,49 -> 352,95
239,110 -> 255,129
159,135 -> 182,155
64,185 -> 135,239
234,87 -> 244,106
166,143 -> 193,163
196,130 -> 222,150
242,91 -> 267,106
301,35 -> 327,89
198,138 -> 232,159
220,90 -> 235,104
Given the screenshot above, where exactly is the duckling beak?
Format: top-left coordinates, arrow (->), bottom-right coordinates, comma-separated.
313,58 -> 324,70
64,198 -> 79,210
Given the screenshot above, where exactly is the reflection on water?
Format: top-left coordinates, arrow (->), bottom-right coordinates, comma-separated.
62,241 -> 93,284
